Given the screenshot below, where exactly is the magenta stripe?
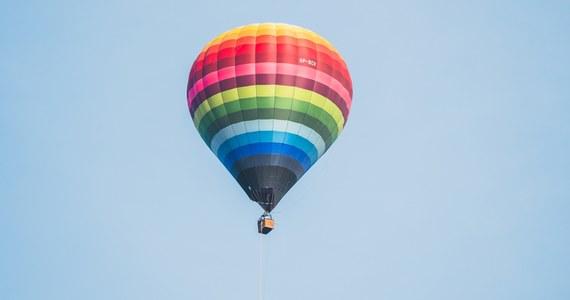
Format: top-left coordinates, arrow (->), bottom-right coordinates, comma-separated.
187,62 -> 352,108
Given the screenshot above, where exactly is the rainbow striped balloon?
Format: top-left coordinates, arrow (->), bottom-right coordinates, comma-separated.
187,23 -> 352,212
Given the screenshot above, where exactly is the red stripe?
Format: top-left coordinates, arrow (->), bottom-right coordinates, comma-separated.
191,54 -> 351,98
190,43 -> 351,95
197,42 -> 350,84
187,73 -> 350,121
187,33 -> 353,120
193,51 -> 352,95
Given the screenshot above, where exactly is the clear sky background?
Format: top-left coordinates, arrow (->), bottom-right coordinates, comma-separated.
1,0 -> 569,299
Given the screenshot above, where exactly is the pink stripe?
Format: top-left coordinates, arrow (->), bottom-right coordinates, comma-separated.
187,62 -> 352,108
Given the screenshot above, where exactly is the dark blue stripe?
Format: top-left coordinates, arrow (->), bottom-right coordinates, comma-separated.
216,131 -> 318,164
230,154 -> 306,179
222,143 -> 312,173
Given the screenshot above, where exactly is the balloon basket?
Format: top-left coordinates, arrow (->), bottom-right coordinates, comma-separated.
257,214 -> 274,235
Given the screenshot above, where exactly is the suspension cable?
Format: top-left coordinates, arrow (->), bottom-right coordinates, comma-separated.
259,232 -> 263,300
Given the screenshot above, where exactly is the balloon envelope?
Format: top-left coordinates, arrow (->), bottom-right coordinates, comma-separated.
187,23 -> 352,212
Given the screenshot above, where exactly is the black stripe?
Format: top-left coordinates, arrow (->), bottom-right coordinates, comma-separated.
232,154 -> 305,180
236,166 -> 298,212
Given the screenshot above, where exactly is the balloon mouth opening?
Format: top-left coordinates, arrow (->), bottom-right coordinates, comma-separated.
236,166 -> 299,213
249,187 -> 277,212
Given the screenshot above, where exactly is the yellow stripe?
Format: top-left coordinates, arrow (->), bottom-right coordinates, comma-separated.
192,84 -> 345,132
202,23 -> 339,57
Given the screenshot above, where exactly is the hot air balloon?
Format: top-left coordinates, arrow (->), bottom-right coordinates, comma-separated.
186,23 -> 352,233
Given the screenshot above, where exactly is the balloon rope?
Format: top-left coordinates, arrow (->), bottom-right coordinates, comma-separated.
259,233 -> 263,300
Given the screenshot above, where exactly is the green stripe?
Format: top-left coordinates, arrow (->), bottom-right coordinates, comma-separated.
197,108 -> 339,149
195,96 -> 341,145
192,85 -> 346,132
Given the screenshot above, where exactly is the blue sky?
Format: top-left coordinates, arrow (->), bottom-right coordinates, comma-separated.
1,0 -> 569,299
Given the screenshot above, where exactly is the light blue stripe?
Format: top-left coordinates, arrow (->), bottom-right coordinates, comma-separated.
209,119 -> 326,158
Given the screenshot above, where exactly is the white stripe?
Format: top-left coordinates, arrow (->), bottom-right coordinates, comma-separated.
210,120 -> 326,157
